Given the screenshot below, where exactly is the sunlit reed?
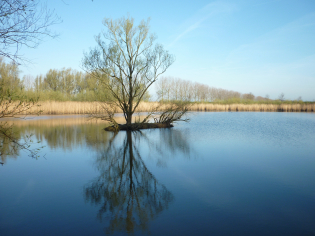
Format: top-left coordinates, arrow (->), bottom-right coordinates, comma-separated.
189,103 -> 315,112
2,101 -> 314,115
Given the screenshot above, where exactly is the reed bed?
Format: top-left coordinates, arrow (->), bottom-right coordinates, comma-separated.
2,101 -> 315,115
189,103 -> 315,112
29,101 -> 160,115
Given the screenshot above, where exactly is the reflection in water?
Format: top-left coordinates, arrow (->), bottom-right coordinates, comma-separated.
0,116 -> 192,164
146,128 -> 191,167
84,131 -> 175,235
0,123 -> 15,160
1,113 -> 315,235
0,115 -> 148,163
1,116 -> 193,234
0,121 -> 34,163
0,117 -> 111,163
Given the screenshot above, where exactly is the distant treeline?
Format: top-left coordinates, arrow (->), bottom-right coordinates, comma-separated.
156,76 -> 242,102
0,58 -> 309,104
155,77 -> 305,104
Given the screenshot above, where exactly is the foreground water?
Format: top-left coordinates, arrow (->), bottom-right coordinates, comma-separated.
1,112 -> 315,236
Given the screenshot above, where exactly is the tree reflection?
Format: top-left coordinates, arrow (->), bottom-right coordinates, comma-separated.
84,131 -> 175,235
0,119 -> 111,163
0,122 -> 39,163
1,118 -> 191,165
142,128 -> 191,167
0,127 -> 18,163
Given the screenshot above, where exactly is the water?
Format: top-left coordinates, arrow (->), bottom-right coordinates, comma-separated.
1,112 -> 315,236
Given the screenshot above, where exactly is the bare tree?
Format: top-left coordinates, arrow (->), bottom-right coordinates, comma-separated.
278,93 -> 285,102
0,0 -> 60,63
156,76 -> 169,101
83,15 -> 175,125
242,92 -> 255,100
22,74 -> 33,91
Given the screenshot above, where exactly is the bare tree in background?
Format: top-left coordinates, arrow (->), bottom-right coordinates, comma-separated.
0,0 -> 60,63
156,76 -> 169,101
278,93 -> 285,102
242,92 -> 255,100
156,77 -> 243,102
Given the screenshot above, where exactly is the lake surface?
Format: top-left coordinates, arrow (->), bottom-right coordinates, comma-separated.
1,112 -> 315,236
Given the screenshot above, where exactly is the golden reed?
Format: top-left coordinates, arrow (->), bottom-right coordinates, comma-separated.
189,103 -> 315,112
31,101 -> 161,114
3,101 -> 315,115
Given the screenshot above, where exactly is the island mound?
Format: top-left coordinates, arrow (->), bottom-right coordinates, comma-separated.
104,123 -> 174,132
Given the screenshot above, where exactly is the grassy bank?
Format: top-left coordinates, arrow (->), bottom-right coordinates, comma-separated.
16,101 -> 314,115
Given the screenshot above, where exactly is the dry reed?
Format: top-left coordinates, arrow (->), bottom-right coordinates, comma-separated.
2,101 -> 314,115
29,101 -> 161,115
188,103 -> 315,112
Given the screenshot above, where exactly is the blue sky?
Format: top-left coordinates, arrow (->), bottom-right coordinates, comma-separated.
18,0 -> 315,100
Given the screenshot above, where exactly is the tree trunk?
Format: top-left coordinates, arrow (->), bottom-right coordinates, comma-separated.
128,131 -> 133,192
127,96 -> 133,125
126,113 -> 132,125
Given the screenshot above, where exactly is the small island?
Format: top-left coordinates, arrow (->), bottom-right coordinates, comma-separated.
104,122 -> 174,131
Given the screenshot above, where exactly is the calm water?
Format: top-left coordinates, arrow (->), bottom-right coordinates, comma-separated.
1,112 -> 315,236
